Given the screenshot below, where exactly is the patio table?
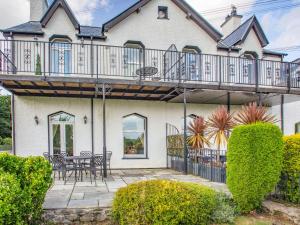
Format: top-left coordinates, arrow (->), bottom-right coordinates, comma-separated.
64,155 -> 94,182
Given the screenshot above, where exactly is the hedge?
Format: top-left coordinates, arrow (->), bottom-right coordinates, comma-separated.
277,134 -> 300,204
112,180 -> 217,225
0,153 -> 52,224
227,123 -> 284,213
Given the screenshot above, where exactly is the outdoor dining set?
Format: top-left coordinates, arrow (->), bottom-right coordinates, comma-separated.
43,151 -> 112,184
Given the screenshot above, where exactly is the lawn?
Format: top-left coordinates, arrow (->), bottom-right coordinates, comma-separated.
234,213 -> 294,225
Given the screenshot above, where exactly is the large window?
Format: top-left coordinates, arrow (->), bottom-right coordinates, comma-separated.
123,41 -> 144,77
49,112 -> 75,156
51,40 -> 72,75
123,114 -> 147,158
182,46 -> 201,81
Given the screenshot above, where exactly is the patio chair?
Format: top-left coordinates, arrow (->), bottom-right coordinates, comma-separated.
51,154 -> 67,181
80,151 -> 93,176
106,151 -> 112,175
90,154 -> 104,183
43,152 -> 51,162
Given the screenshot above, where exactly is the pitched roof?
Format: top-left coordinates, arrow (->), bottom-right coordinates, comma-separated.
41,0 -> 80,29
1,21 -> 43,35
220,16 -> 269,48
102,0 -> 222,41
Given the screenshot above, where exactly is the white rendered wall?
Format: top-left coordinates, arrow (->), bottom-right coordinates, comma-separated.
14,96 -> 243,169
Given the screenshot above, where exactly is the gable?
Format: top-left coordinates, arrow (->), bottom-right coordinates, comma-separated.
41,0 -> 79,30
103,0 -> 222,42
103,0 -> 221,53
220,16 -> 269,49
240,28 -> 263,57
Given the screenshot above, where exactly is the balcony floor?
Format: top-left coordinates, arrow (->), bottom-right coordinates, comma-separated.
0,74 -> 299,105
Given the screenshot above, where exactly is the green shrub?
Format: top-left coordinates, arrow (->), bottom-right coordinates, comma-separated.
3,137 -> 12,146
0,136 -> 3,145
112,180 -> 216,225
211,193 -> 238,224
0,153 -> 52,224
227,123 -> 284,213
0,172 -> 23,225
277,134 -> 300,204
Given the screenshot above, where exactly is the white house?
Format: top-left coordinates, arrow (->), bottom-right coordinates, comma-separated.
0,0 -> 299,174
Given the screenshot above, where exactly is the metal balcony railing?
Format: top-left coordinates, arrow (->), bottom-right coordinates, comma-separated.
0,39 -> 299,89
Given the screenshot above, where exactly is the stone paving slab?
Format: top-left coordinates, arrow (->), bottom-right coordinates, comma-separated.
44,169 -> 229,210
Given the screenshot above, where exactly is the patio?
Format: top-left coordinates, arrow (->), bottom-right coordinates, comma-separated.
43,169 -> 229,210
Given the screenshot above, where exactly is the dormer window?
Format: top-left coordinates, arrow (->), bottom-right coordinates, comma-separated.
158,6 -> 168,19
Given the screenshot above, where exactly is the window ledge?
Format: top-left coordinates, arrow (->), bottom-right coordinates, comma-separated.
157,17 -> 169,20
122,157 -> 149,160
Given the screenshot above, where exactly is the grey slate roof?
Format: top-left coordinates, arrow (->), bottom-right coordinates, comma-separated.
1,21 -> 43,35
219,16 -> 269,49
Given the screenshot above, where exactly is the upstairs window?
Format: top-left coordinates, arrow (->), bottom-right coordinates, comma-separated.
158,6 -> 168,19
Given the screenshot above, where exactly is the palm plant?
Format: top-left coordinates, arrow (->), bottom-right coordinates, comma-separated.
207,106 -> 235,150
235,102 -> 277,125
187,116 -> 210,150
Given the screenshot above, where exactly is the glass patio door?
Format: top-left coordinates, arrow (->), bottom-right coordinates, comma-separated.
50,112 -> 74,156
51,42 -> 71,75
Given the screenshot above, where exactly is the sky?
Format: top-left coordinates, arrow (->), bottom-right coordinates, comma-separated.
1,0 -> 299,95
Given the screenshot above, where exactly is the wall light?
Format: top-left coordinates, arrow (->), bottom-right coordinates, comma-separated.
84,115 -> 88,124
34,116 -> 39,125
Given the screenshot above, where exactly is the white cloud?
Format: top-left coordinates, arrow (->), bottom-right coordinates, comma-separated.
0,0 -> 29,29
269,7 -> 300,49
185,0 -> 255,30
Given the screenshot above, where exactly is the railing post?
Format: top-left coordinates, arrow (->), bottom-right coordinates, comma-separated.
218,55 -> 222,87
96,45 -> 99,80
178,53 -> 182,83
287,63 -> 291,92
255,59 -> 259,91
90,37 -> 94,78
43,42 -> 46,78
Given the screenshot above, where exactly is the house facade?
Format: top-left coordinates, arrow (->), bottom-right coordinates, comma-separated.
0,0 -> 299,171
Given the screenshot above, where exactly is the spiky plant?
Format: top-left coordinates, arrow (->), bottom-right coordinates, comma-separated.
187,116 -> 210,149
207,106 -> 235,150
235,102 -> 277,125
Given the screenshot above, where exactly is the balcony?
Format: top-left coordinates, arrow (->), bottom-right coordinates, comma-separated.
0,40 -> 300,101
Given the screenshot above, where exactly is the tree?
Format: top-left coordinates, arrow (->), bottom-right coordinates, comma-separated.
187,116 -> 210,149
0,95 -> 11,138
35,54 -> 42,75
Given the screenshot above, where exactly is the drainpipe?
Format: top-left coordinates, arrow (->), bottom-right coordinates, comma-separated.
183,88 -> 188,174
102,84 -> 107,178
91,98 -> 94,155
11,94 -> 16,155
227,92 -> 231,112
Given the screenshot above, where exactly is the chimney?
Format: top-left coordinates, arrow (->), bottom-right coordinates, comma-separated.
30,0 -> 48,21
221,5 -> 242,37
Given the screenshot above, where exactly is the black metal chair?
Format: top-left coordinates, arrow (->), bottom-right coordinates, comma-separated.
106,151 -> 112,174
90,154 -> 104,183
43,152 -> 51,162
51,154 -> 67,181
80,151 -> 93,176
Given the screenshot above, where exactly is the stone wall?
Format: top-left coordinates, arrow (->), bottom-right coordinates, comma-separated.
42,208 -> 111,225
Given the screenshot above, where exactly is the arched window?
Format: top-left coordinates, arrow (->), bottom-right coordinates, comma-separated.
123,113 -> 147,158
123,41 -> 144,76
49,112 -> 75,156
295,122 -> 300,134
50,37 -> 72,75
182,46 -> 201,81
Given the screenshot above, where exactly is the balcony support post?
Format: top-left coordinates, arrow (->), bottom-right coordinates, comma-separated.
102,83 -> 107,178
280,94 -> 284,134
11,94 -> 16,155
183,88 -> 188,174
227,92 -> 231,112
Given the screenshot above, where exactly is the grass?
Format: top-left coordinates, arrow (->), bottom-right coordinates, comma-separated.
234,213 -> 294,225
